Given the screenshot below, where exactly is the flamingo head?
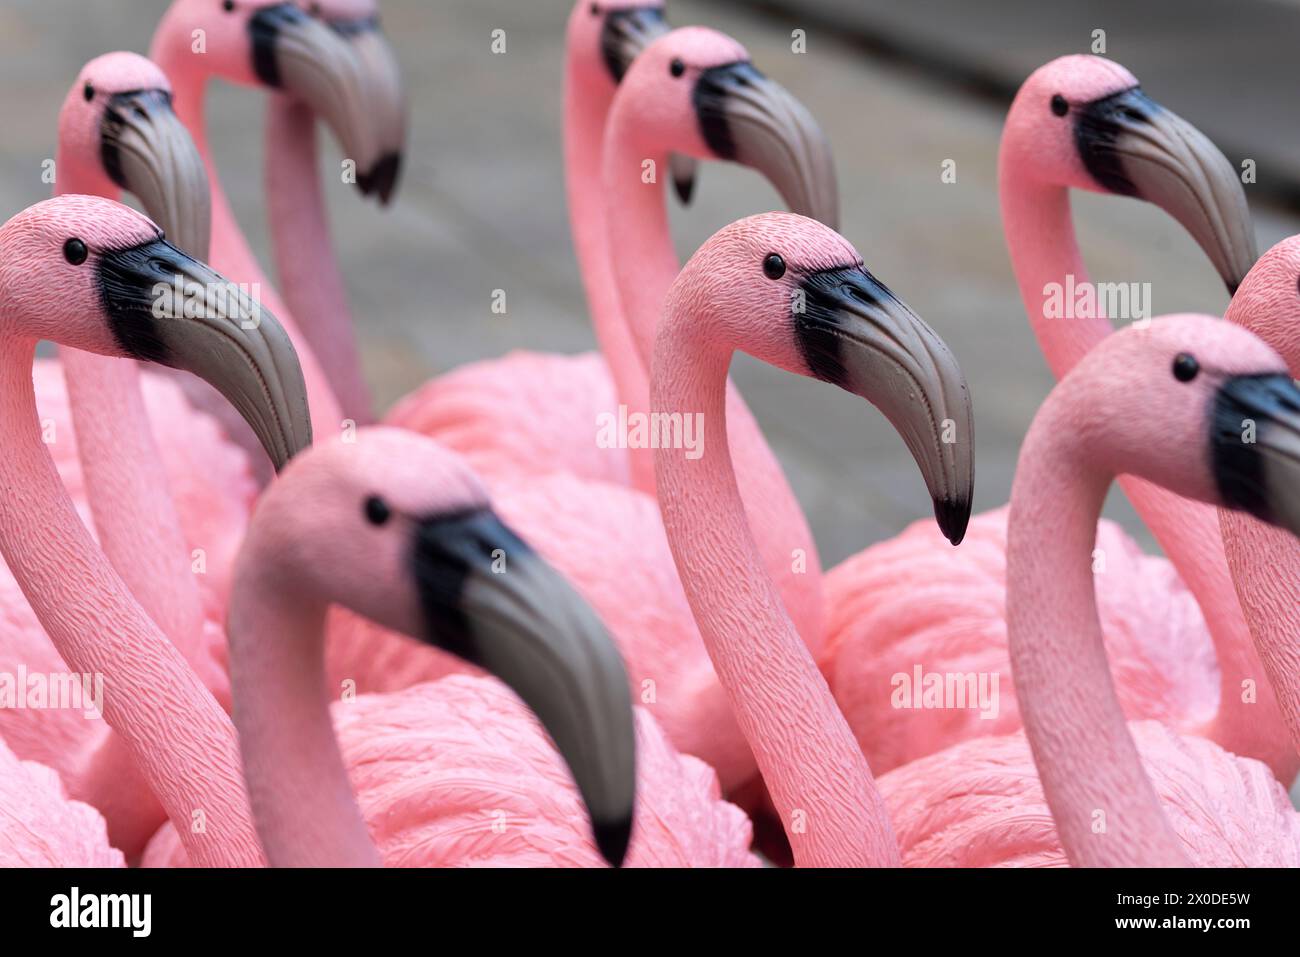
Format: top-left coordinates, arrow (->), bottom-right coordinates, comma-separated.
1226,235 -> 1300,372
613,26 -> 838,226
0,194 -> 311,470
59,53 -> 212,260
154,0 -> 400,204
235,426 -> 638,866
1003,54 -> 1256,294
1062,315 -> 1300,538
666,212 -> 975,545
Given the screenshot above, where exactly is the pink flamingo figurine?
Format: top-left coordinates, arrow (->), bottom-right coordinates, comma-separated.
652,211 -> 974,865
1007,314 -> 1300,865
819,54 -> 1295,785
0,194 -> 314,864
0,53 -> 259,847
144,428 -> 758,868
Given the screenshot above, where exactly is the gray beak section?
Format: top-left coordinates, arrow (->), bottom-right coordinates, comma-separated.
600,4 -> 669,83
411,509 -> 637,866
693,61 -> 839,229
100,88 -> 212,261
95,238 -> 313,470
669,152 -> 698,205
1075,87 -> 1257,294
250,3 -> 390,203
1212,373 -> 1300,538
327,14 -> 407,204
795,266 -> 975,544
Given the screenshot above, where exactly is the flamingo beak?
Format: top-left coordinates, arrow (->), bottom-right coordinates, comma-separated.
249,3 -> 391,204
409,509 -> 637,866
322,13 -> 407,205
99,88 -> 212,261
95,237 -> 313,470
692,61 -> 839,229
794,266 -> 975,544
1074,87 -> 1257,294
669,152 -> 698,205
1211,373 -> 1300,538
600,4 -> 669,83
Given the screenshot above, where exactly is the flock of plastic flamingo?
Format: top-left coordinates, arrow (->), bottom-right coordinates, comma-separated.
0,0 -> 1297,869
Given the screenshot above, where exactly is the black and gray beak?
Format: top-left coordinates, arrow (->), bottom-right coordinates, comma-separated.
694,61 -> 838,228
1212,373 -> 1300,537
795,266 -> 975,544
321,12 -> 406,204
250,3 -> 392,203
100,88 -> 211,260
600,4 -> 668,83
598,5 -> 698,206
411,509 -> 637,866
1074,87 -> 1257,294
96,237 -> 312,470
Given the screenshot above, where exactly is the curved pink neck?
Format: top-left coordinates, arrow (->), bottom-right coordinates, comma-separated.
264,95 -> 373,424
0,342 -> 261,867
151,35 -> 344,440
999,163 -> 1297,779
53,156 -> 208,686
603,115 -> 825,652
563,54 -> 650,443
1220,296 -> 1300,762
229,570 -> 379,866
651,318 -> 898,867
1007,391 -> 1188,866
601,124 -> 686,491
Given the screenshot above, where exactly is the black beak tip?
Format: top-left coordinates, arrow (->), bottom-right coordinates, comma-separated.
673,174 -> 695,206
935,496 -> 971,547
1225,277 -> 1241,298
593,815 -> 633,868
357,152 -> 402,205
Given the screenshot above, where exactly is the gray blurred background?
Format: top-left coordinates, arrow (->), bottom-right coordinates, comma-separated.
2,0 -> 1298,564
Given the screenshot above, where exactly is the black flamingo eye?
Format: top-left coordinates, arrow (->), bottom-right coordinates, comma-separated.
763,253 -> 786,280
590,2 -> 600,14
222,0 -> 235,11
83,83 -> 94,101
670,58 -> 685,78
1051,94 -> 1068,117
63,238 -> 88,266
364,495 -> 391,526
1172,352 -> 1199,382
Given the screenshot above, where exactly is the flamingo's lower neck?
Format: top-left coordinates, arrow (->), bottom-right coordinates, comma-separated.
0,340 -> 260,867
999,171 -> 1111,378
1007,390 -> 1189,866
1218,512 -> 1300,765
563,59 -> 649,439
650,323 -> 897,867
228,574 -> 379,867
264,96 -> 373,425
601,134 -> 679,493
